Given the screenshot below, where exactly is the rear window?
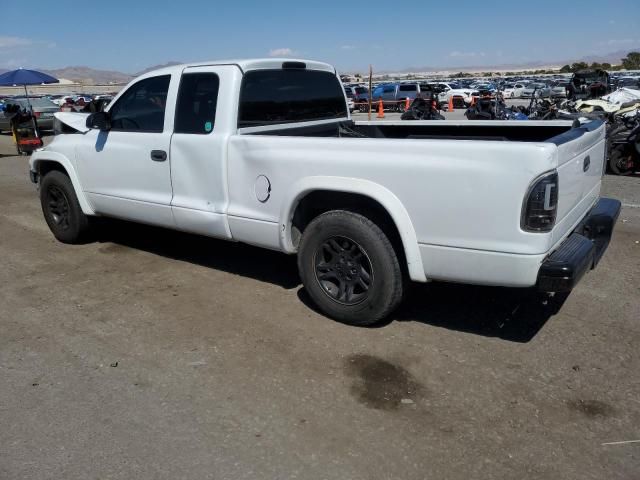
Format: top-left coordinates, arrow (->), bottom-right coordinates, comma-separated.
238,69 -> 347,127
174,73 -> 219,134
399,84 -> 417,92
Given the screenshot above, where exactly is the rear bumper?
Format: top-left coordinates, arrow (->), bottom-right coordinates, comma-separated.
537,197 -> 621,292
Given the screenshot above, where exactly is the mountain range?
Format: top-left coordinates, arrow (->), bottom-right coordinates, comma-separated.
0,62 -> 183,85
0,48 -> 638,83
384,48 -> 640,74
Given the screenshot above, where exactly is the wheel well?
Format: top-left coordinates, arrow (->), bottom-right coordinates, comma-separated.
291,190 -> 407,266
37,160 -> 68,178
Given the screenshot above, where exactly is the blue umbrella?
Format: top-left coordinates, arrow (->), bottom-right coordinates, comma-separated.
0,68 -> 59,110
0,68 -> 59,138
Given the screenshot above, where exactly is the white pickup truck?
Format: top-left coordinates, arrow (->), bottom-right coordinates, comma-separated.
29,58 -> 620,326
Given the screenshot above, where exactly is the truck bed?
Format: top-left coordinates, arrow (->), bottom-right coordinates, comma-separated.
243,119 -> 579,143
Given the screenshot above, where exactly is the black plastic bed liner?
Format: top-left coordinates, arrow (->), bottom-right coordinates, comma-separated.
245,120 -> 576,143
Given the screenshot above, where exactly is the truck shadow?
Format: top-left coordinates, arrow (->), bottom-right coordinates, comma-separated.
96,219 -> 563,342
392,283 -> 566,343
94,219 -> 300,290
298,283 -> 566,343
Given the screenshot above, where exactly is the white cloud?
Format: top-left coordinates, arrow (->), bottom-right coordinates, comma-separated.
597,38 -> 638,46
269,48 -> 295,57
0,58 -> 27,68
341,45 -> 357,50
0,36 -> 33,49
449,51 -> 486,58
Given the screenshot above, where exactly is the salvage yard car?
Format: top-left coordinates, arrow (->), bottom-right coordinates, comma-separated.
521,82 -> 551,99
371,82 -> 422,112
29,58 -> 621,326
0,97 -> 59,131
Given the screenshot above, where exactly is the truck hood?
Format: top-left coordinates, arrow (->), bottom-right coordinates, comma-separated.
54,111 -> 90,133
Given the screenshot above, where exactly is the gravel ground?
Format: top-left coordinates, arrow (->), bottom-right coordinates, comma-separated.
0,131 -> 638,480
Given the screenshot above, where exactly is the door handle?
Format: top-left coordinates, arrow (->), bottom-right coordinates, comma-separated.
583,155 -> 590,172
151,150 -> 167,162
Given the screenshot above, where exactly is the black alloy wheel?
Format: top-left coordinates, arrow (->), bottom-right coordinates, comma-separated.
39,170 -> 92,244
313,236 -> 373,306
46,185 -> 71,231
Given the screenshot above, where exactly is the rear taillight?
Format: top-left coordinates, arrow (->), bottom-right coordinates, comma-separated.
34,112 -> 41,118
522,171 -> 558,232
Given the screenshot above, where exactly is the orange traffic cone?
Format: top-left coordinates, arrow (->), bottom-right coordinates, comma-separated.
448,96 -> 454,112
405,97 -> 411,110
376,98 -> 384,118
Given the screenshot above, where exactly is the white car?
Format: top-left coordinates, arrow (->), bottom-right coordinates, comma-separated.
435,83 -> 477,106
346,97 -> 355,112
29,58 -> 620,325
502,83 -> 528,98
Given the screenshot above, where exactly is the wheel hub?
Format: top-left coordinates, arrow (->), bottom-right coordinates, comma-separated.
313,236 -> 373,306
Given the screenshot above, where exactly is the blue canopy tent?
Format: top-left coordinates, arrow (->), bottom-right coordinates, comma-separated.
0,68 -> 59,111
0,69 -> 59,141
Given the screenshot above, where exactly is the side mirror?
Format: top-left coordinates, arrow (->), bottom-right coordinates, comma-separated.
86,111 -> 111,130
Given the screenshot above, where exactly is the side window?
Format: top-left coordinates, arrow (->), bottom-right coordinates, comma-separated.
174,73 -> 220,134
383,86 -> 395,93
109,75 -> 170,132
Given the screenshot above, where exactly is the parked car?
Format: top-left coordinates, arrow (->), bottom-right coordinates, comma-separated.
550,80 -> 569,98
429,82 -> 477,107
568,69 -> 611,100
351,86 -> 370,111
521,83 -> 551,99
615,77 -> 640,90
344,85 -> 369,112
502,82 -> 529,98
371,83 -> 422,111
0,97 -> 59,130
470,82 -> 496,92
30,58 -> 619,325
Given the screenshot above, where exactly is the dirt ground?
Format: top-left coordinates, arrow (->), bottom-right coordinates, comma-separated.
1,132 -> 639,480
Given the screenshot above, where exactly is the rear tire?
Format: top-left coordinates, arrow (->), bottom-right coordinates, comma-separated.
608,146 -> 634,175
40,170 -> 92,243
297,210 -> 404,326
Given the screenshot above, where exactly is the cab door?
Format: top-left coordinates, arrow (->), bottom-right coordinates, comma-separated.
169,65 -> 237,239
75,74 -> 178,226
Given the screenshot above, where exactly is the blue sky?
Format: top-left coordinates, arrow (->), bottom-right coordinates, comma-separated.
1,0 -> 639,73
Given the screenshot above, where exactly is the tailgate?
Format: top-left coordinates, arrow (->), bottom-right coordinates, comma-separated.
551,120 -> 606,247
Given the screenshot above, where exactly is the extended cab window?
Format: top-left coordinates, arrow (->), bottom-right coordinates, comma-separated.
109,75 -> 170,132
174,73 -> 219,134
399,84 -> 417,92
238,69 -> 347,127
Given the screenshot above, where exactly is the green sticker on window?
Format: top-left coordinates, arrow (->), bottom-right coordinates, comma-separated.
204,121 -> 212,132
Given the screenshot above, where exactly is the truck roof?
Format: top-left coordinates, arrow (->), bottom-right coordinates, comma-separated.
139,58 -> 336,77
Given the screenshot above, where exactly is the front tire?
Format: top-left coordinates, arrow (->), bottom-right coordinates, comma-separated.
40,170 -> 92,243
297,210 -> 404,326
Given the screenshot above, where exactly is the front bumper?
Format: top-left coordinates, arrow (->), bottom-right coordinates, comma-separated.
537,197 -> 621,292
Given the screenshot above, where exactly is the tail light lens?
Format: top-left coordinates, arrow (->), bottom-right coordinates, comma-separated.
522,171 -> 558,232
34,111 -> 41,118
